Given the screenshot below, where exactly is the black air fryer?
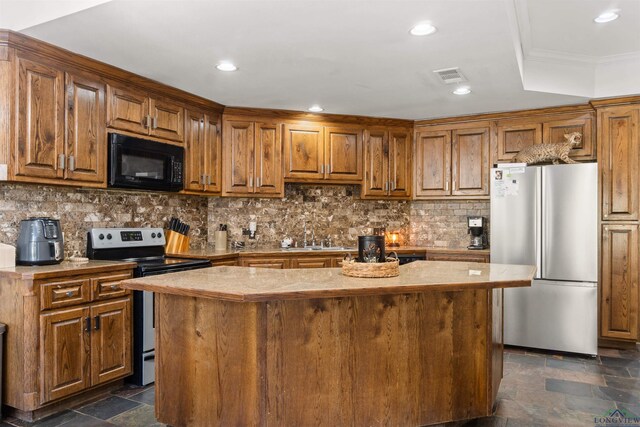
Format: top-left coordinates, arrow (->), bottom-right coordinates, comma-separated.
16,218 -> 64,265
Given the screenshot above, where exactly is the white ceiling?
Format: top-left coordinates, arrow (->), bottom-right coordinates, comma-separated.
2,0 -> 638,120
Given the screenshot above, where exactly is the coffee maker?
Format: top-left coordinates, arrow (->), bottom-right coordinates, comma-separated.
467,216 -> 487,250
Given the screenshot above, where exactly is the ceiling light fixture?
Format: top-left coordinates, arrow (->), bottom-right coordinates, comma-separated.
410,23 -> 437,36
308,105 -> 324,112
594,11 -> 619,23
216,62 -> 237,72
453,87 -> 471,95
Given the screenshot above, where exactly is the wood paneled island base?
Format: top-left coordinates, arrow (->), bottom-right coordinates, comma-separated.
123,261 -> 534,426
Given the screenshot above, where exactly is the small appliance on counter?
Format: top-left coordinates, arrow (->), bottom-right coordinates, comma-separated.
16,217 -> 64,265
467,216 -> 487,250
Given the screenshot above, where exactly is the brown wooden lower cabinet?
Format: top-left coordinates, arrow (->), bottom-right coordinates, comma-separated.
0,267 -> 134,420
600,224 -> 639,341
211,259 -> 238,267
290,257 -> 333,268
427,251 -> 490,263
240,257 -> 290,269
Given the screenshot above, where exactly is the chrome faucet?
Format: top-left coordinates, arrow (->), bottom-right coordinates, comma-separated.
303,220 -> 308,248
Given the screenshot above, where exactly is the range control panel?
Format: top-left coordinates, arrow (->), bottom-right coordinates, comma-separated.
88,227 -> 166,249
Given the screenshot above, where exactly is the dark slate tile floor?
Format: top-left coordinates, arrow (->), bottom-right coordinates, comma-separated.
1,345 -> 638,426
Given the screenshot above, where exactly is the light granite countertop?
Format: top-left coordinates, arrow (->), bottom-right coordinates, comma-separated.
0,260 -> 136,280
122,260 -> 533,302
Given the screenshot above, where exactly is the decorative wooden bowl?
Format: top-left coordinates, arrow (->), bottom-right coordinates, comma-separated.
341,257 -> 400,278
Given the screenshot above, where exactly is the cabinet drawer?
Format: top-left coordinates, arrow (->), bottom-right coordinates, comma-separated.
41,279 -> 91,310
91,273 -> 132,301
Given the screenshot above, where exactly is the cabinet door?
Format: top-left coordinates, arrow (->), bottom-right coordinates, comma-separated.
184,111 -> 206,191
240,258 -> 289,269
255,122 -> 283,195
452,127 -> 489,196
601,224 -> 638,341
90,298 -> 132,386
415,130 -> 451,197
223,120 -> 254,195
291,257 -> 333,268
283,124 -> 324,180
600,107 -> 639,221
496,122 -> 542,162
149,97 -> 184,143
41,306 -> 91,403
106,85 -> 149,134
324,126 -> 362,181
65,73 -> 105,183
204,114 -> 222,193
16,56 -> 65,179
362,129 -> 389,198
389,129 -> 412,198
542,115 -> 594,160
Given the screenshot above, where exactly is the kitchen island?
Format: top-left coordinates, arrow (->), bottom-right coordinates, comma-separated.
122,261 -> 534,427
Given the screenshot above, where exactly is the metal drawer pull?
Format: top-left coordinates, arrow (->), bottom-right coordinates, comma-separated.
68,155 -> 75,171
206,175 -> 211,185
65,291 -> 74,297
110,284 -> 118,290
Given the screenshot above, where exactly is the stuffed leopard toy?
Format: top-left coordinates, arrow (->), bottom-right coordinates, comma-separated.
513,132 -> 581,165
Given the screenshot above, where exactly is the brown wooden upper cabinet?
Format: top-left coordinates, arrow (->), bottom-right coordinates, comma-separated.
495,112 -> 595,163
415,124 -> 490,199
222,119 -> 283,197
106,84 -> 184,143
184,110 -> 221,194
599,106 -> 639,221
14,55 -> 105,185
600,224 -> 638,341
362,127 -> 411,199
284,124 -> 363,183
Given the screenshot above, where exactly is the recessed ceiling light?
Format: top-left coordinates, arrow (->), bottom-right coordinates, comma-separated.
308,105 -> 324,112
594,11 -> 619,23
410,23 -> 437,36
453,87 -> 471,95
216,62 -> 237,72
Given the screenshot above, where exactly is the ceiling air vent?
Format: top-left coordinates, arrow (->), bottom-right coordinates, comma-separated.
433,67 -> 467,84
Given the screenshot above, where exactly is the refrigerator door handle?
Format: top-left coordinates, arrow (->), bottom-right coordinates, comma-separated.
535,168 -> 542,279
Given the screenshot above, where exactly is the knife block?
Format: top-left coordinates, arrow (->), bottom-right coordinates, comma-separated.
165,230 -> 190,254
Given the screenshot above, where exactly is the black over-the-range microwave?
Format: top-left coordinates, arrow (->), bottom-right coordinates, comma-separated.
108,133 -> 184,192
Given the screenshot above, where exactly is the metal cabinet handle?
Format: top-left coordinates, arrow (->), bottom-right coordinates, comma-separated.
327,164 -> 331,174
153,116 -> 158,129
391,181 -> 396,191
249,176 -> 253,188
445,181 -> 449,192
200,175 -> 206,185
384,181 -> 389,191
58,154 -> 66,170
206,175 -> 211,185
85,317 -> 91,332
256,177 -> 261,188
145,115 -> 152,129
320,164 -> 324,174
68,155 -> 75,172
94,316 -> 101,331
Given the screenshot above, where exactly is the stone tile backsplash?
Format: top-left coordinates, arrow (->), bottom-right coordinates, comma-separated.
207,185 -> 411,249
409,200 -> 490,248
0,183 -> 208,258
0,183 -> 490,257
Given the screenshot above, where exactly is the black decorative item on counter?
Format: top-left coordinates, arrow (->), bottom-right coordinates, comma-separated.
358,235 -> 386,263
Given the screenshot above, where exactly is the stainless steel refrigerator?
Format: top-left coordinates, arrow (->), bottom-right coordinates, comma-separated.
490,162 -> 598,355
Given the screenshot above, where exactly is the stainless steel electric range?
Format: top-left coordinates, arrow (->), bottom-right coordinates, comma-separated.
86,227 -> 211,385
